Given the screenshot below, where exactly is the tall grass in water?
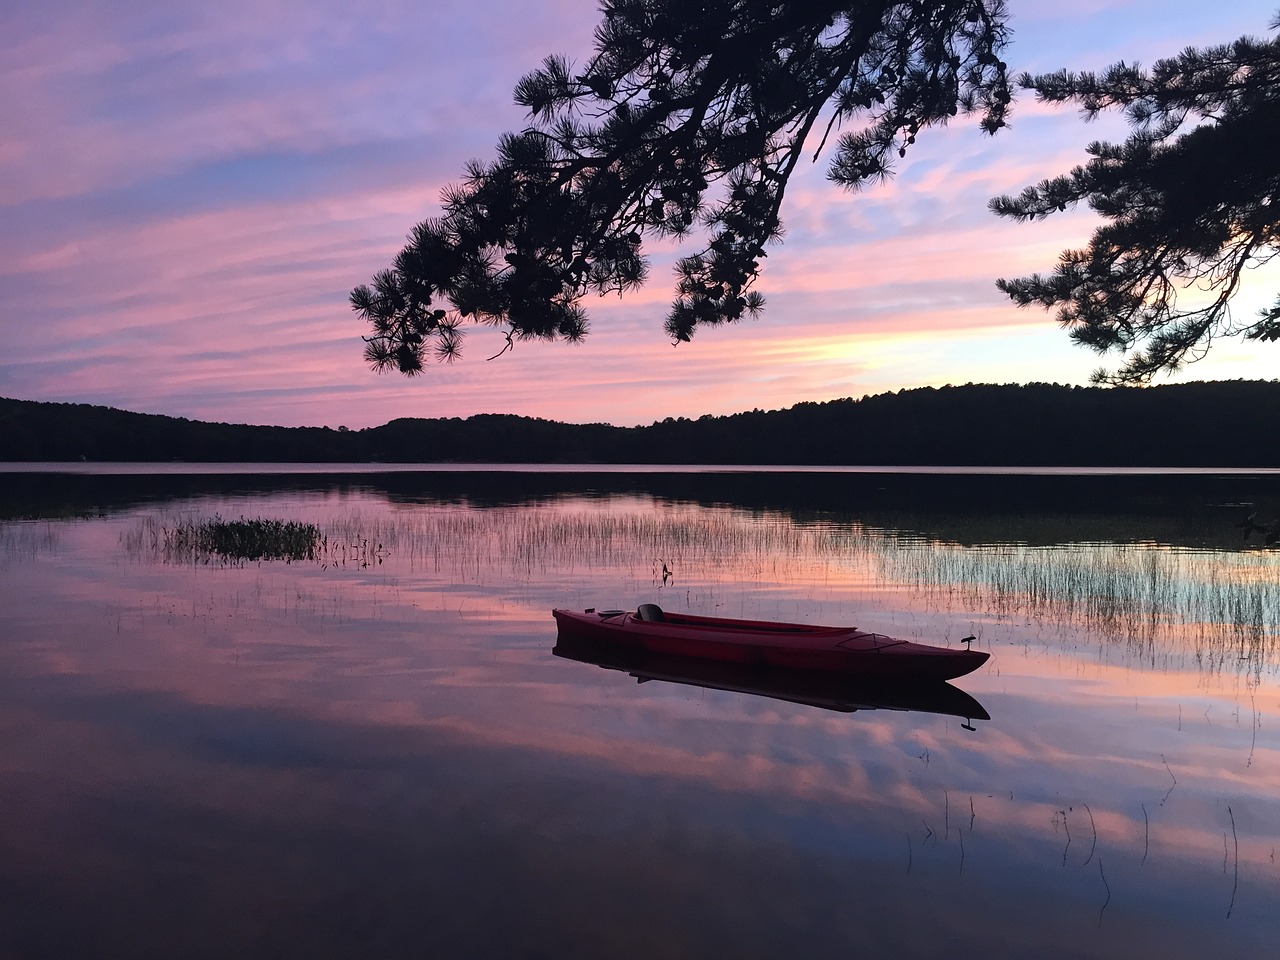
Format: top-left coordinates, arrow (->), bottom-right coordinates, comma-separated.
125,514 -> 388,568
880,539 -> 1279,679
0,520 -> 60,566
143,516 -> 320,563
120,501 -> 1278,674
323,502 -> 1279,676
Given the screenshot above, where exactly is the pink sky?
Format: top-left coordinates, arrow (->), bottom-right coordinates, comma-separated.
2,1 -> 1276,429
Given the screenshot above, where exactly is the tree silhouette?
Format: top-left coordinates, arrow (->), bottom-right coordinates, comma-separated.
352,0 -> 1012,373
991,14 -> 1280,384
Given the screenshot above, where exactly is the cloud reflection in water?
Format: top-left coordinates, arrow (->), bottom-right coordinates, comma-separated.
0,478 -> 1277,957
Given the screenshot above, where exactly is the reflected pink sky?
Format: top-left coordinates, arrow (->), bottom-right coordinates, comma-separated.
2,2 -> 1277,429
3,489 -> 1277,925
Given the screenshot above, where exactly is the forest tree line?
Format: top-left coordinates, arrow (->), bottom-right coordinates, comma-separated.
1,381 -> 1277,467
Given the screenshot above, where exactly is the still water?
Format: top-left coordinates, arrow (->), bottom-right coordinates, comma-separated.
1,468 -> 1278,958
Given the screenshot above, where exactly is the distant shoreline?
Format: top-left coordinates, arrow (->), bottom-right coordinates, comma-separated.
3,462 -> 1278,477
4,381 -> 1279,468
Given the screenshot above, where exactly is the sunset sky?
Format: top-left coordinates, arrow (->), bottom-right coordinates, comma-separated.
3,0 -> 1277,429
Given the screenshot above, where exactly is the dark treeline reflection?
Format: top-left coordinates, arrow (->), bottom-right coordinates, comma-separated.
3,468 -> 1278,550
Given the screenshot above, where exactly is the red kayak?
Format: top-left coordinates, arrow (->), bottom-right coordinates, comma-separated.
552,604 -> 989,683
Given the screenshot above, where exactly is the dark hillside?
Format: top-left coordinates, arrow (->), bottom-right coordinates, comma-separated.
1,380 -> 1277,466
632,381 -> 1278,466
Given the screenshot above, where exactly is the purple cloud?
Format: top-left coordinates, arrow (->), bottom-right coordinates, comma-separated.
1,0 -> 1275,429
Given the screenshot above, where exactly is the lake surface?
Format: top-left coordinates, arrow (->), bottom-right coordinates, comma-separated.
2,467 -> 1278,959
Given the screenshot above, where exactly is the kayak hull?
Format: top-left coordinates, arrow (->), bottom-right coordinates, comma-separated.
552,607 -> 989,682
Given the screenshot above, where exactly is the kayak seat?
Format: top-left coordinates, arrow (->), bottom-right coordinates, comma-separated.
636,603 -> 666,623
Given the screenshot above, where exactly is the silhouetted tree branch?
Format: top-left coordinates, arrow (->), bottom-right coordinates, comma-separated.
991,13 -> 1280,384
353,0 -> 1012,372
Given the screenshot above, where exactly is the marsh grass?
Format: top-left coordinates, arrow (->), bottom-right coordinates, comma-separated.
883,539 -> 1280,676
119,500 -> 1279,673
0,520 -> 60,566
141,516 -> 321,563
322,501 -> 1279,674
125,514 -> 389,569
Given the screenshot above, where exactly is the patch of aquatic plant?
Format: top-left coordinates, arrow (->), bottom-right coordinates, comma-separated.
125,514 -> 386,568
160,516 -> 321,563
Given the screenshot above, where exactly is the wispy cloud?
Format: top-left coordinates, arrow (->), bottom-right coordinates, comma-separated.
1,0 -> 1275,428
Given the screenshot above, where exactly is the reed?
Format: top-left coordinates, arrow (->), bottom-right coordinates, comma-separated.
880,538 -> 1280,676
157,516 -> 320,563
0,520 -> 59,565
320,502 -> 1279,670
118,498 -> 1280,672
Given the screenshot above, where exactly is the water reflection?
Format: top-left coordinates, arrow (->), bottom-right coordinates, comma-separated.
108,496 -> 1277,680
553,634 -> 991,722
6,467 -> 1277,679
5,467 -> 1280,550
1,471 -> 1278,958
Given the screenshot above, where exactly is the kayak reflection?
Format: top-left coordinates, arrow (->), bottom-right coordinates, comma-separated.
553,634 -> 991,725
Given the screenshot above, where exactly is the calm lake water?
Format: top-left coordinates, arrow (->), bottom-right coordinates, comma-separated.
2,467 -> 1278,959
